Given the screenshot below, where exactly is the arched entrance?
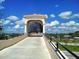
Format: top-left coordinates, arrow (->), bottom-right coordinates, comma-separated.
24,14 -> 47,37
27,20 -> 43,36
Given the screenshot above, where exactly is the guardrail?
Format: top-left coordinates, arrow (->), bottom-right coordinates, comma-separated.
45,35 -> 79,59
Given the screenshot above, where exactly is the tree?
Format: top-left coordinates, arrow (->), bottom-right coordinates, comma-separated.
74,31 -> 79,37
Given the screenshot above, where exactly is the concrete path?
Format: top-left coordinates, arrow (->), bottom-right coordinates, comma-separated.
0,37 -> 52,59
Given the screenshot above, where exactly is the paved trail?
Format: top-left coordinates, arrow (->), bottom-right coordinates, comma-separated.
0,37 -> 52,59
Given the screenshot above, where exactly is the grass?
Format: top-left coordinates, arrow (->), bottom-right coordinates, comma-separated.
51,39 -> 79,52
59,45 -> 79,52
52,39 -> 79,43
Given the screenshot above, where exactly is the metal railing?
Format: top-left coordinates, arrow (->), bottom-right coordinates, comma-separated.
45,35 -> 79,59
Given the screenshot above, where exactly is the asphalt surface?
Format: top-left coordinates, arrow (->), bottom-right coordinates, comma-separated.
0,37 -> 52,59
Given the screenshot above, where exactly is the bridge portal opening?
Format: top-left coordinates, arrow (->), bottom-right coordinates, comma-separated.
24,14 -> 47,37
27,20 -> 43,36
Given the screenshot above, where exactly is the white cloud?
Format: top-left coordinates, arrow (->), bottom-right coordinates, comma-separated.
61,21 -> 79,27
71,13 -> 79,18
3,16 -> 20,26
3,20 -> 10,25
14,25 -> 20,29
72,27 -> 77,30
45,20 -> 79,33
66,21 -> 75,26
45,20 -> 59,32
45,14 -> 48,18
7,16 -> 19,21
59,11 -> 72,19
45,23 -> 50,27
45,20 -> 59,27
0,20 -> 2,23
50,14 -> 55,17
10,23 -> 14,25
59,11 -> 79,19
15,19 -> 24,25
0,0 -> 5,3
50,20 -> 59,26
14,24 -> 24,29
55,5 -> 59,7
0,6 -> 4,9
58,26 -> 66,29
76,23 -> 79,26
20,26 -> 24,29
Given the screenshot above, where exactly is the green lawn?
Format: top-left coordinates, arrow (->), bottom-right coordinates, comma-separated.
59,45 -> 79,52
51,39 -> 79,52
52,39 -> 79,43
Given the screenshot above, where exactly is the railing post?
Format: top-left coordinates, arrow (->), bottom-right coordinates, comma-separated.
50,36 -> 52,42
56,42 -> 58,51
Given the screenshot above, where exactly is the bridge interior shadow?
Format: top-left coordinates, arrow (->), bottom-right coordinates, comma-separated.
27,20 -> 43,37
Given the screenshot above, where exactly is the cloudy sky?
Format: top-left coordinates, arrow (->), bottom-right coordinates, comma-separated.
0,0 -> 79,33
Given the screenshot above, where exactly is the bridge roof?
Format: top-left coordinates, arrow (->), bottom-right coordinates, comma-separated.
24,14 -> 48,19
